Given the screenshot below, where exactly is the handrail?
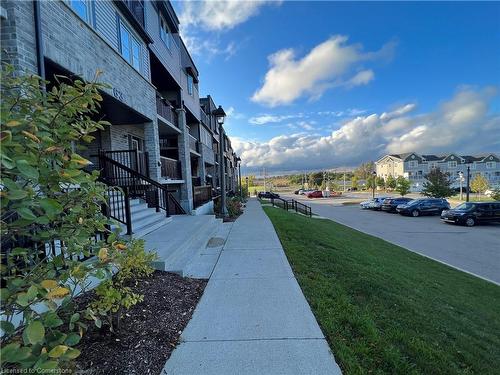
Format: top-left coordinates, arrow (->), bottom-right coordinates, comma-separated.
99,152 -> 186,216
270,197 -> 312,217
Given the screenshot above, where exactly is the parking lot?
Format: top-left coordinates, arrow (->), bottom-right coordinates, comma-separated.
281,193 -> 500,285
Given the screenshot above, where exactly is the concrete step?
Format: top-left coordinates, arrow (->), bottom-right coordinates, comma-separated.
143,215 -> 222,275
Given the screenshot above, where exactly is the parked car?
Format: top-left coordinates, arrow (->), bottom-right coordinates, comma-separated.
396,198 -> 450,217
359,197 -> 389,210
368,197 -> 391,210
306,190 -> 323,198
258,191 -> 280,199
294,189 -> 302,195
441,202 -> 500,226
381,197 -> 414,213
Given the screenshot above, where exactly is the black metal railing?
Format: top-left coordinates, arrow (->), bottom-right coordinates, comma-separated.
100,149 -> 149,177
160,156 -> 181,180
98,152 -> 186,216
200,108 -> 209,126
156,93 -> 179,127
193,186 -> 212,208
101,185 -> 132,235
270,198 -> 312,217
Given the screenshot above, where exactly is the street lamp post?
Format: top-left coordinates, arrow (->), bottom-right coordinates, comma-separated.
236,157 -> 242,197
245,176 -> 249,198
213,106 -> 227,217
466,165 -> 471,202
372,171 -> 377,199
458,171 -> 464,201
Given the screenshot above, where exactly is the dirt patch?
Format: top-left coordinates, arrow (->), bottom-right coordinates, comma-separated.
75,271 -> 206,375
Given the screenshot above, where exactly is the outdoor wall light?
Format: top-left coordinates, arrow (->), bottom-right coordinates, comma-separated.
213,105 -> 226,126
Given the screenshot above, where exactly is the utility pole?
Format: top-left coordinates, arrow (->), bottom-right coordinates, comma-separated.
466,166 -> 470,202
343,171 -> 346,192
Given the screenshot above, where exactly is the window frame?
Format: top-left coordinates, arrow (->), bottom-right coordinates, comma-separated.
448,160 -> 457,169
187,73 -> 194,96
118,19 -> 142,72
69,0 -> 91,23
486,161 -> 496,169
159,14 -> 172,50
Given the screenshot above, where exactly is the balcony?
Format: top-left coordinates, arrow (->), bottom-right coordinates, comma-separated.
156,93 -> 179,128
160,156 -> 181,180
200,108 -> 209,127
193,185 -> 212,208
189,134 -> 199,154
121,0 -> 145,27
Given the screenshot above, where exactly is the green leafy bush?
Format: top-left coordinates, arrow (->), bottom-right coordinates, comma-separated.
88,239 -> 157,331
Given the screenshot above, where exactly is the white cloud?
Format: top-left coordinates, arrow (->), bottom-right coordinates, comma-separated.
179,0 -> 279,31
226,106 -> 246,120
251,36 -> 395,107
248,114 -> 301,125
235,87 -> 500,171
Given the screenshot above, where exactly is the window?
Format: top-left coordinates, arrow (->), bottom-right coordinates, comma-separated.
119,21 -> 141,71
160,16 -> 172,49
429,162 -> 438,169
448,161 -> 457,168
408,161 -> 418,168
187,74 -> 194,96
70,0 -> 90,22
470,162 -> 476,170
486,161 -> 496,169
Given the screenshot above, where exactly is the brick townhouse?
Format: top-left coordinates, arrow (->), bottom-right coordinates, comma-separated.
1,0 -> 241,228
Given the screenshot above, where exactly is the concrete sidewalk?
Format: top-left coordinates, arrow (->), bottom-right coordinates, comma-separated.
162,199 -> 342,375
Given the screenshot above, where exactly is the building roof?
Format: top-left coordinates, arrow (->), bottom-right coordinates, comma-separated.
378,152 -> 498,164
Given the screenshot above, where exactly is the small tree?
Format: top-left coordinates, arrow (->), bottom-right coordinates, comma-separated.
395,176 -> 411,196
351,176 -> 359,190
470,174 -> 489,200
376,176 -> 386,191
366,175 -> 375,191
386,175 -> 397,191
421,167 -> 454,198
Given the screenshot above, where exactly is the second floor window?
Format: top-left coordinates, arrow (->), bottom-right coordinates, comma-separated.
160,16 -> 172,49
187,74 -> 194,96
408,161 -> 418,168
70,0 -> 90,22
486,161 -> 496,169
448,161 -> 457,168
119,21 -> 141,71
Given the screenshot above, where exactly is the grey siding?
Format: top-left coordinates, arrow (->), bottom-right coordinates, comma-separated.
144,1 -> 181,85
94,0 -> 119,50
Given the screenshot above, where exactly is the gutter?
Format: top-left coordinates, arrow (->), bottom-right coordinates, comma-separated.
33,0 -> 45,79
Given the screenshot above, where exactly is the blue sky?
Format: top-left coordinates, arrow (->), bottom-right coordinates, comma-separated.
173,1 -> 500,173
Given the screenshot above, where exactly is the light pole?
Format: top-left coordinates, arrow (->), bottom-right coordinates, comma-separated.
466,165 -> 471,202
213,105 -> 227,217
458,171 -> 464,201
236,157 -> 242,197
245,176 -> 249,198
371,171 -> 377,199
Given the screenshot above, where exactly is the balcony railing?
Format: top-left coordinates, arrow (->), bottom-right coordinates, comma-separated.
156,93 -> 179,128
122,0 -> 145,27
200,108 -> 209,126
189,135 -> 199,153
160,156 -> 181,180
193,185 -> 212,208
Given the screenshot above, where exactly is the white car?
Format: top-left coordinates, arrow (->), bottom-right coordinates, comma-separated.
360,199 -> 374,209
360,197 -> 390,210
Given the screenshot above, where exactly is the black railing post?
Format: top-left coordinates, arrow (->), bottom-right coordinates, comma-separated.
164,190 -> 170,217
144,151 -> 150,177
155,189 -> 160,212
123,187 -> 133,235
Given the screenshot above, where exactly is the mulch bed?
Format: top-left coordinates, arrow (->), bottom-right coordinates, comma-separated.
74,271 -> 207,375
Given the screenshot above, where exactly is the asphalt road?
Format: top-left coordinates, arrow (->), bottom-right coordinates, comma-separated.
281,193 -> 500,285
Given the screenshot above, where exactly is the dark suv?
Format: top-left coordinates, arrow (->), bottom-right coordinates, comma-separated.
396,198 -> 450,217
381,197 -> 414,213
441,202 -> 500,226
258,191 -> 280,199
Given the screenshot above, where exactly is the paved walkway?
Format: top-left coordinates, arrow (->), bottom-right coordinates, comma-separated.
162,199 -> 342,375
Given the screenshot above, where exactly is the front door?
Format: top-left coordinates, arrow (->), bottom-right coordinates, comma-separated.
129,135 -> 147,176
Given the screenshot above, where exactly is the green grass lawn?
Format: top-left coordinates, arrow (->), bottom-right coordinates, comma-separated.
263,207 -> 500,375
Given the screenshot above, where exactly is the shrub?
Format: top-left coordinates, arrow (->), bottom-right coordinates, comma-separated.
88,239 -> 157,332
227,197 -> 243,218
0,65 -> 115,370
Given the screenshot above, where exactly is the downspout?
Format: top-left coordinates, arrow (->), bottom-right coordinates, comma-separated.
33,0 -> 45,79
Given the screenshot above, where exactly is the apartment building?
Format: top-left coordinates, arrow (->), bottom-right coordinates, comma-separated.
1,0 -> 239,217
376,152 -> 500,191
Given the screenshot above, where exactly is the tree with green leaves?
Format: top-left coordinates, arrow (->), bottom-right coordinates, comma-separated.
386,175 -> 397,191
376,176 -> 386,191
421,167 -> 454,198
351,176 -> 359,190
366,175 -> 376,191
470,174 -> 489,200
395,176 -> 411,196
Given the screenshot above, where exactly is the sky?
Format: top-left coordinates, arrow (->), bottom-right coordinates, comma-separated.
172,1 -> 500,174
